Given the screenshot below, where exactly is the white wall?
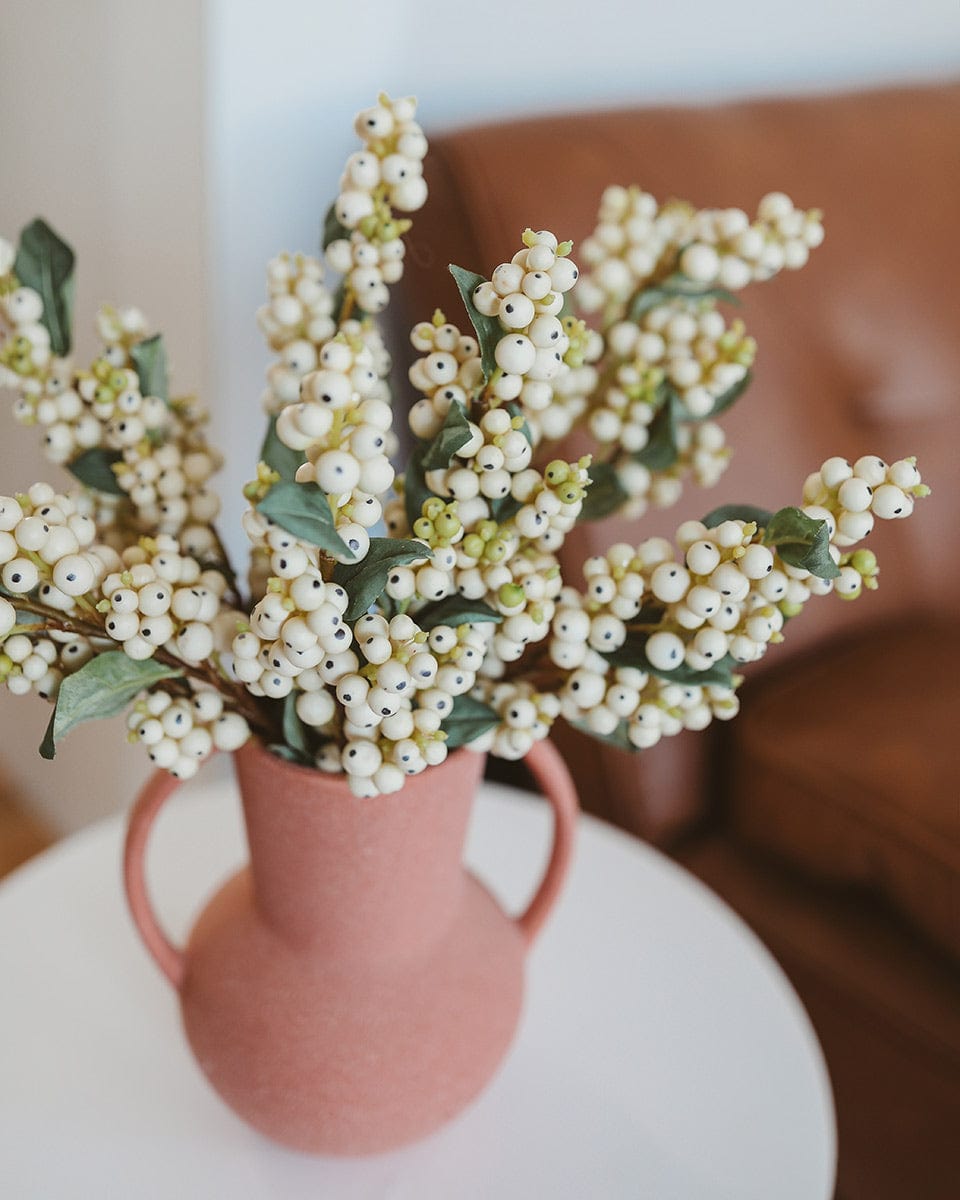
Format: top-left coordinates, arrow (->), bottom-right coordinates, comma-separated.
1,0 -> 958,832
0,0 -> 205,831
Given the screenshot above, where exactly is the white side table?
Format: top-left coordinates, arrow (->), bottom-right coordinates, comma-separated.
0,763 -> 836,1199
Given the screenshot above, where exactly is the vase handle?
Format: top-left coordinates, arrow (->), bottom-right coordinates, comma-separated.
123,767 -> 192,991
515,737 -> 579,946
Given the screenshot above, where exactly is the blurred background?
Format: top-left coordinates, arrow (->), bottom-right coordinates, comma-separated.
1,3 -> 958,1196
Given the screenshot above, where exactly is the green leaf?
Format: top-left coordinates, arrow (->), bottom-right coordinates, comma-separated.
333,537 -> 428,622
579,460 -> 628,521
267,743 -> 309,765
695,369 -> 751,420
701,503 -> 773,530
259,416 -> 305,481
449,264 -> 501,382
488,493 -> 523,523
281,693 -> 313,762
421,399 -> 472,471
14,218 -> 75,356
415,595 -> 502,628
130,334 -> 168,402
569,716 -> 639,753
402,443 -> 435,531
257,480 -> 353,558
322,201 -> 350,250
602,632 -> 736,687
633,388 -> 682,471
763,505 -> 840,579
67,448 -> 124,496
441,692 -> 499,749
628,275 -> 739,321
40,652 -> 182,760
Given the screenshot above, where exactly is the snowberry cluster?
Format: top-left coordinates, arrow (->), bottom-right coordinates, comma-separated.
113,436 -> 222,536
470,231 -> 579,407
328,615 -> 477,797
677,193 -> 824,291
527,316 -> 603,443
407,313 -> 482,440
275,333 -> 395,516
471,680 -> 561,760
461,543 -> 564,677
1,631 -> 70,702
600,303 -> 755,427
424,407 -> 533,523
802,454 -> 927,544
256,253 -> 337,413
0,484 -> 113,610
231,540 -> 352,700
328,94 -> 428,315
559,662 -> 739,750
98,534 -> 238,665
126,688 -> 249,780
0,245 -> 52,385
576,188 -> 824,316
95,303 -> 150,354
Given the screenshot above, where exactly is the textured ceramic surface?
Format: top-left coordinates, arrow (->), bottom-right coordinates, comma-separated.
124,737 -> 577,1154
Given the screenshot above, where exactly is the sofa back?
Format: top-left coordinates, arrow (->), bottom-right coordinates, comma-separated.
399,83 -> 960,836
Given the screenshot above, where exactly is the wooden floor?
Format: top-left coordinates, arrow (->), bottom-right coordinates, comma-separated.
0,783 -> 54,881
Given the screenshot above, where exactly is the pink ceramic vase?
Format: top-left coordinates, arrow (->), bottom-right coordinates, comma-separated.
124,737 -> 578,1155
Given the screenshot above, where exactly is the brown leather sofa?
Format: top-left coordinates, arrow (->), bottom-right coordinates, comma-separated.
399,83 -> 960,1199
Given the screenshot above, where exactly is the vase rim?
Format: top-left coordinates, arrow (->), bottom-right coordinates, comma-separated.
235,734 -> 484,797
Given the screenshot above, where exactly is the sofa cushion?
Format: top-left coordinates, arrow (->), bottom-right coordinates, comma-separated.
727,618 -> 960,957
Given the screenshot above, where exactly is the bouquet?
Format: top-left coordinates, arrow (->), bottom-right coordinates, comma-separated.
0,93 -> 928,797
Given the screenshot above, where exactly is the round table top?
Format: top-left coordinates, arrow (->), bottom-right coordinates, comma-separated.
0,760 -> 835,1199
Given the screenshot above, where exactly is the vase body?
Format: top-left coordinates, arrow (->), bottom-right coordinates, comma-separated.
125,737 -> 578,1156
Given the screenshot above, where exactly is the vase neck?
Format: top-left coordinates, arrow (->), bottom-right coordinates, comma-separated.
232,744 -> 486,960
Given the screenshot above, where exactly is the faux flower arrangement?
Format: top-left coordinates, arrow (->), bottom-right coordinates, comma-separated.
0,93 -> 928,798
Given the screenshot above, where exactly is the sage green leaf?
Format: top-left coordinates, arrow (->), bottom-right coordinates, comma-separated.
267,742 -> 309,765
67,448 -> 124,496
441,692 -> 499,749
701,503 -> 773,530
488,493 -> 523,523
579,461 -> 628,521
415,595 -> 502,628
333,537 -> 428,622
421,399 -> 472,471
449,264 -> 501,381
14,218 -> 75,356
504,402 -> 533,446
628,275 -> 738,320
633,389 -> 681,471
602,632 -> 736,687
569,716 -> 639,753
257,480 -> 353,558
763,505 -> 840,579
40,652 -> 182,760
282,693 -> 313,761
130,334 -> 168,402
402,444 -> 435,531
694,369 -> 752,420
259,416 -> 305,481
322,201 -> 350,250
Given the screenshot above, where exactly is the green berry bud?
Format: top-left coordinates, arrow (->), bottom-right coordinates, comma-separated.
462,534 -> 485,559
545,460 -> 569,486
498,582 -> 525,608
434,512 -> 461,540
